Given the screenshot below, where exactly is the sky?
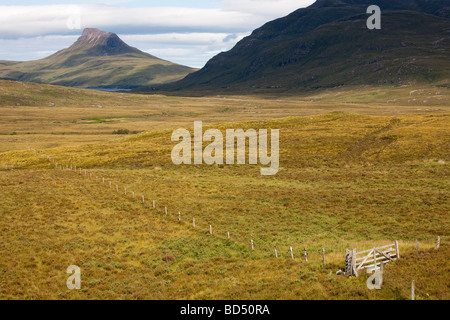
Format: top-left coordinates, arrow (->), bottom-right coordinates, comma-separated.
0,0 -> 315,68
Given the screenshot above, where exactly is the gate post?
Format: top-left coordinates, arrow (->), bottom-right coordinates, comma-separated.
395,240 -> 400,260
352,248 -> 358,277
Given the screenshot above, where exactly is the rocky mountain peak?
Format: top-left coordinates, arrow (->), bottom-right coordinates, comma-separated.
77,28 -> 112,45
73,28 -> 135,56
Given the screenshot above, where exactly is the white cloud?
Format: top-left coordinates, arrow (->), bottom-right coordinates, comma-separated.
121,32 -> 249,67
220,0 -> 315,17
0,4 -> 262,37
121,32 -> 248,46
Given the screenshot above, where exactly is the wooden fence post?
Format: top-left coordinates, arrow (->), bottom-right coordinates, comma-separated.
178,212 -> 181,222
227,232 -> 230,239
210,225 -> 212,235
411,280 -> 415,300
304,248 -> 308,262
274,246 -> 278,258
116,185 -> 118,193
322,248 -> 325,264
193,218 -> 195,228
290,246 -> 294,260
153,200 -> 155,209
124,188 -> 127,195
142,195 -> 145,204
352,249 -> 358,277
165,206 -> 167,215
373,247 -> 377,270
109,182 -> 112,189
437,236 -> 440,249
251,240 -> 254,250
395,240 -> 400,260
132,192 -> 135,199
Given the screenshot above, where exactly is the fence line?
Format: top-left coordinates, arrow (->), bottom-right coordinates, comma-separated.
26,147 -> 443,274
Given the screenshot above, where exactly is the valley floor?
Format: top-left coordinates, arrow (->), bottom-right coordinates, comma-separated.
0,81 -> 448,299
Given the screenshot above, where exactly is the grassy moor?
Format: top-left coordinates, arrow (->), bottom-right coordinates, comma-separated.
0,0 -> 449,302
0,79 -> 448,300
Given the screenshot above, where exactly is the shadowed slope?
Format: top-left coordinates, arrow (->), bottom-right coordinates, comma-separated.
161,0 -> 450,94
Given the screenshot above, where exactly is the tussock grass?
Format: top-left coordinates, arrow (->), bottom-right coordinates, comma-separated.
0,81 -> 448,299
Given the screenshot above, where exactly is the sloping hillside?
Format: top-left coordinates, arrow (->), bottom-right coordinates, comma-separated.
162,0 -> 450,93
0,28 -> 196,89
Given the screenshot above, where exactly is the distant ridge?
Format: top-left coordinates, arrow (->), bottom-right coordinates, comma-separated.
0,28 -> 197,89
160,0 -> 450,94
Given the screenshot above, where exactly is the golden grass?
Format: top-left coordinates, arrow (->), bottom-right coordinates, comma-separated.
1,80 -> 449,153
0,80 -> 448,299
0,167 -> 446,299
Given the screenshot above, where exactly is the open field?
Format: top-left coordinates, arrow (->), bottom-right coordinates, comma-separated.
1,80 -> 449,153
0,80 -> 449,299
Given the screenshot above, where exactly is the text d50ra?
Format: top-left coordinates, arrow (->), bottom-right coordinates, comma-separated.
225,305 -> 270,315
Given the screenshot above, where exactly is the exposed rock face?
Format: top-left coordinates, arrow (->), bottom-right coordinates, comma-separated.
77,28 -> 111,44
74,28 -> 134,56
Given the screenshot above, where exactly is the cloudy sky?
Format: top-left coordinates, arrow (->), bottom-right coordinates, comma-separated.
0,0 -> 315,67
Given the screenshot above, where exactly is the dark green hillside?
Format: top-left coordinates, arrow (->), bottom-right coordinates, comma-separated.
163,0 -> 450,93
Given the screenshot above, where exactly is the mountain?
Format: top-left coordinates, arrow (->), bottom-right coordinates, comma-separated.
162,0 -> 450,93
0,28 -> 196,89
